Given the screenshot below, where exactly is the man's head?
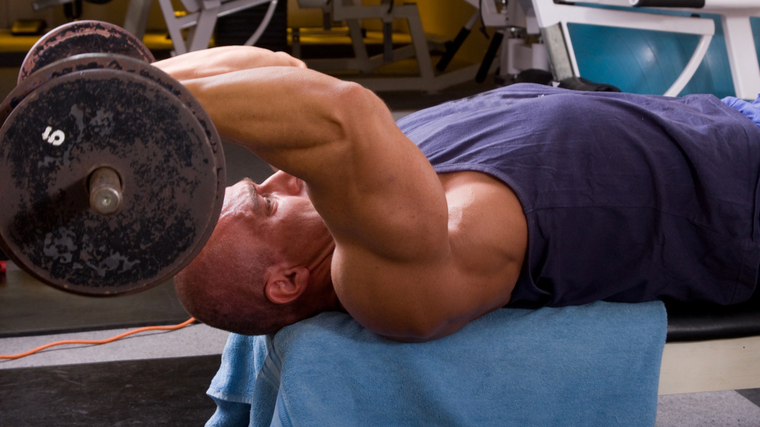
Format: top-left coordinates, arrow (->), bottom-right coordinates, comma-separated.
174,171 -> 337,335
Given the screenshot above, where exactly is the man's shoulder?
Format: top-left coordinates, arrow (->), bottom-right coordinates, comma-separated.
329,170 -> 526,342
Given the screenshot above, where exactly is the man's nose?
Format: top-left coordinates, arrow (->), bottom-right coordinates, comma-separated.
260,171 -> 302,195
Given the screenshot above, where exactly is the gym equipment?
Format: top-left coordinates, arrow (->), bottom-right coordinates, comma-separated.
293,0 -> 487,93
121,0 -> 280,56
0,21 -> 225,296
568,21 -> 734,98
528,0 -> 760,98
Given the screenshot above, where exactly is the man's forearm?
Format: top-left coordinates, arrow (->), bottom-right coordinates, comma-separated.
179,66 -> 379,183
153,46 -> 306,81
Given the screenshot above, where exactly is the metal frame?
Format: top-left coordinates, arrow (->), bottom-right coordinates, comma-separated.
526,0 -> 760,98
124,0 -> 279,55
530,0 -> 715,96
295,0 -> 494,92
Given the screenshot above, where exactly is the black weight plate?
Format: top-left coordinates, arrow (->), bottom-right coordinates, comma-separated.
18,20 -> 155,85
0,54 -> 227,268
0,69 -> 221,295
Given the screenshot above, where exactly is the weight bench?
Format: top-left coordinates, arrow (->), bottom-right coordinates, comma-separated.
200,290 -> 760,426
199,305 -> 758,427
205,301 -> 670,426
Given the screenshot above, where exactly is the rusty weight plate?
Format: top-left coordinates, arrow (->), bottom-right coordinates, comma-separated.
0,54 -> 227,275
0,68 -> 224,295
18,20 -> 155,85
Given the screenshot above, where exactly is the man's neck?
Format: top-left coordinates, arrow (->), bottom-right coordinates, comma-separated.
307,240 -> 342,312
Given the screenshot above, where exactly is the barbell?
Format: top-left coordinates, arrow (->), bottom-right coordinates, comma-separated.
0,20 -> 226,296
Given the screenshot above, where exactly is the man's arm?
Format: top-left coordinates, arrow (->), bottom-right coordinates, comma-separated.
162,54 -> 517,341
178,65 -> 450,263
157,48 -> 443,253
153,45 -> 306,80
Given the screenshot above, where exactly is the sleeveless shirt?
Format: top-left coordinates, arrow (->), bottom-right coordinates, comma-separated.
397,84 -> 760,308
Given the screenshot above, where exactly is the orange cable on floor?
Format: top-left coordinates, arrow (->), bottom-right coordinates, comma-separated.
0,317 -> 196,360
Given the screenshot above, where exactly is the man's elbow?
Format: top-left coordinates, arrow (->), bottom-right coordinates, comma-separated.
331,81 -> 392,132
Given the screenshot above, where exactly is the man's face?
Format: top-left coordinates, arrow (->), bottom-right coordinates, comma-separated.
218,171 -> 332,266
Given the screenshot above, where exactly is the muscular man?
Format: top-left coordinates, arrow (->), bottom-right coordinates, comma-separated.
155,47 -> 760,342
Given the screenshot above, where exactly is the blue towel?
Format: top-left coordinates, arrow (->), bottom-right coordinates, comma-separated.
722,95 -> 760,128
206,301 -> 666,427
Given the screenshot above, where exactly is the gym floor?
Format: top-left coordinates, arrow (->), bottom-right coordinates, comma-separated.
1,60 -> 760,426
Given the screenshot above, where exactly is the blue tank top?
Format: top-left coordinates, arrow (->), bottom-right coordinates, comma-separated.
397,84 -> 760,308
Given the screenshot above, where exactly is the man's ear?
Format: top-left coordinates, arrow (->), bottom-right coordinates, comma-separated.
264,265 -> 310,304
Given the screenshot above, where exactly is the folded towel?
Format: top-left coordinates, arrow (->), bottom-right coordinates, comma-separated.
207,301 -> 666,427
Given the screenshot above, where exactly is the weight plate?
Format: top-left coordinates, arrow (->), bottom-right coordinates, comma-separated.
0,69 -> 223,295
0,54 -> 226,269
18,20 -> 155,85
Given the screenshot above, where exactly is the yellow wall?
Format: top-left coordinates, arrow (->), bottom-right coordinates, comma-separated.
287,0 -> 324,28
416,0 -> 492,64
